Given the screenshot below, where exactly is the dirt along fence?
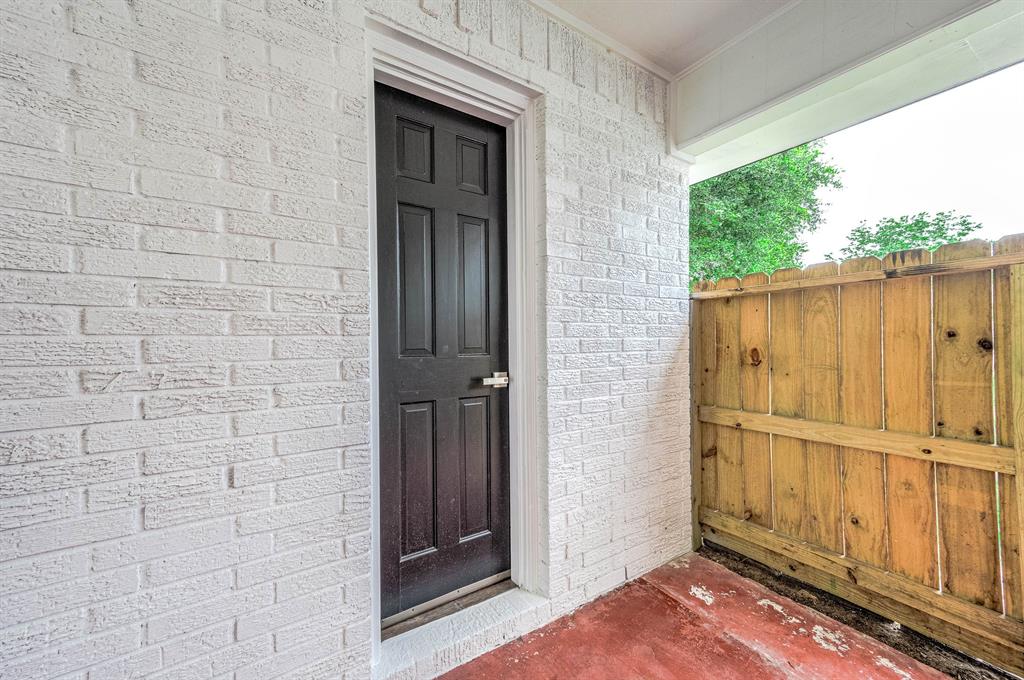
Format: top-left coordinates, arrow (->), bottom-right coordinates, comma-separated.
690,236 -> 1024,675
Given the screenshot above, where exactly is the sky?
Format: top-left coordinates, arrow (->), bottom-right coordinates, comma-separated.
802,60 -> 1024,263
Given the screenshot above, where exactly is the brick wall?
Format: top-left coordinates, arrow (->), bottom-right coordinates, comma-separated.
0,0 -> 691,677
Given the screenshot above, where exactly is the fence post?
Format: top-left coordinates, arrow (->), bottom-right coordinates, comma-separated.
1011,263 -> 1024,612
689,295 -> 703,550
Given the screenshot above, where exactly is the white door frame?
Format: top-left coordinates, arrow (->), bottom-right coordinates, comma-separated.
364,18 -> 546,664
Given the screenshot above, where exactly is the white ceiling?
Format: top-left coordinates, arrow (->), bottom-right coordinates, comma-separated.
547,0 -> 793,76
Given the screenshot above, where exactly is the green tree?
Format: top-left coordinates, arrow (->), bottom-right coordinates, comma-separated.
830,211 -> 983,260
689,142 -> 841,283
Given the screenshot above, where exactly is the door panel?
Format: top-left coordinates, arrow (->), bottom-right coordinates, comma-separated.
376,83 -> 510,621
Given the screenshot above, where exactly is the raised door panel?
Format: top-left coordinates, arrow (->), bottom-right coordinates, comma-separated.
459,215 -> 489,355
397,117 -> 433,182
400,401 -> 437,559
459,396 -> 491,539
398,204 -> 434,357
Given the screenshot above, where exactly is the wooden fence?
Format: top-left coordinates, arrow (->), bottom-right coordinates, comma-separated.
690,237 -> 1024,675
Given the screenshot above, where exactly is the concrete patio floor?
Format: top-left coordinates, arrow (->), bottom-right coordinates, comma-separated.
442,554 -> 948,679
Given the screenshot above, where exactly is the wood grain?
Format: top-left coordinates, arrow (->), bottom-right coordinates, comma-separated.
881,248 -> 938,588
698,407 -> 1014,473
738,272 -> 771,527
769,267 -> 806,541
691,250 -> 1024,299
995,235 -> 1024,619
714,278 -> 743,519
839,256 -> 887,568
932,241 -> 1000,611
801,262 -> 842,553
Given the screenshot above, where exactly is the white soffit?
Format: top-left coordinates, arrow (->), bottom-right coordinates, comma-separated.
541,0 -> 793,77
681,0 -> 1024,181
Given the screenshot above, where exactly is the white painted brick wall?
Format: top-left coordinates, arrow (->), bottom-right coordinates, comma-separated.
0,0 -> 690,677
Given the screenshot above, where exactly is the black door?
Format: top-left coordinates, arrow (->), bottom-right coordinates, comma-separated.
375,83 -> 510,621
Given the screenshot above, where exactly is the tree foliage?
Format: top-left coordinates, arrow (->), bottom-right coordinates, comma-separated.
830,211 -> 983,260
689,142 -> 841,283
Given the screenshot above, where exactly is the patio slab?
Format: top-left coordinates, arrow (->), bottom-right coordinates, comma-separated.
441,554 -> 948,679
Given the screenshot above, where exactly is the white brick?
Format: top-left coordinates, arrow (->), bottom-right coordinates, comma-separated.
147,583 -> 274,643
0,142 -> 130,191
139,282 -> 269,311
0,338 -> 136,367
141,225 -> 273,261
1,566 -> 138,626
275,424 -> 364,455
0,395 -> 135,432
140,169 -> 270,212
0,305 -> 76,335
75,128 -> 220,178
144,486 -> 272,529
274,240 -> 367,271
87,468 -> 224,512
0,208 -> 135,249
83,309 -> 227,335
76,189 -> 218,231
142,386 -> 270,419
81,364 -> 228,393
87,570 -> 230,633
85,414 -> 228,453
236,494 -> 339,535
230,261 -> 337,289
232,312 -> 340,335
0,489 -> 79,531
143,436 -> 273,474
232,450 -> 338,487
226,210 -> 335,244
232,360 -> 338,385
0,509 -> 135,561
233,405 -> 339,436
0,368 -> 73,400
143,534 -> 272,587
143,337 -> 271,363
91,518 -> 232,570
0,273 -> 135,306
0,452 -> 135,497
0,550 -> 89,598
0,625 -> 138,680
79,247 -> 224,282
0,238 -> 71,272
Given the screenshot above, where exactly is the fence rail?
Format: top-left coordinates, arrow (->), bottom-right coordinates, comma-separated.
691,236 -> 1024,676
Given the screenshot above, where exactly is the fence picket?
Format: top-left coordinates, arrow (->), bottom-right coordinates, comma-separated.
693,236 -> 1024,671
839,257 -> 888,569
715,278 -> 743,519
881,248 -> 939,588
769,267 -> 806,540
995,235 -> 1024,619
933,240 -> 1001,611
802,262 -> 843,553
739,272 -> 772,527
696,280 -> 718,512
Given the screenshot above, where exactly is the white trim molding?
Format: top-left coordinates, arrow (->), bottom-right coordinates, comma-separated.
365,18 -> 548,675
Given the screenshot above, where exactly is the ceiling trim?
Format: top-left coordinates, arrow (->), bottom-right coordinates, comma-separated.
669,0 -> 803,83
528,0 -> 675,81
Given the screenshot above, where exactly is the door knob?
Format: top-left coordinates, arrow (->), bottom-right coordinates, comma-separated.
480,372 -> 509,388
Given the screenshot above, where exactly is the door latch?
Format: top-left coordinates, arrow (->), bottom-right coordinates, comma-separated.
480,371 -> 509,388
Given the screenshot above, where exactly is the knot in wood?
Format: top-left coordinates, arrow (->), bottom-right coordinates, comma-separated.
977,338 -> 993,351
945,329 -> 958,339
748,347 -> 762,366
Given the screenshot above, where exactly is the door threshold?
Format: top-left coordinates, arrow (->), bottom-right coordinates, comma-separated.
381,571 -> 513,640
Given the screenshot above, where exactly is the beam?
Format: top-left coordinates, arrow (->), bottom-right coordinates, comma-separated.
691,250 -> 1024,300
701,511 -> 1024,676
698,406 -> 1015,474
1012,264 -> 1024,615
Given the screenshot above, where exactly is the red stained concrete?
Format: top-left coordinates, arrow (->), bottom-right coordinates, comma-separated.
442,554 -> 949,680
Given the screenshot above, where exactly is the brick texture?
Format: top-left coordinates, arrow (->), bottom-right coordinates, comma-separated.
0,0 -> 690,678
